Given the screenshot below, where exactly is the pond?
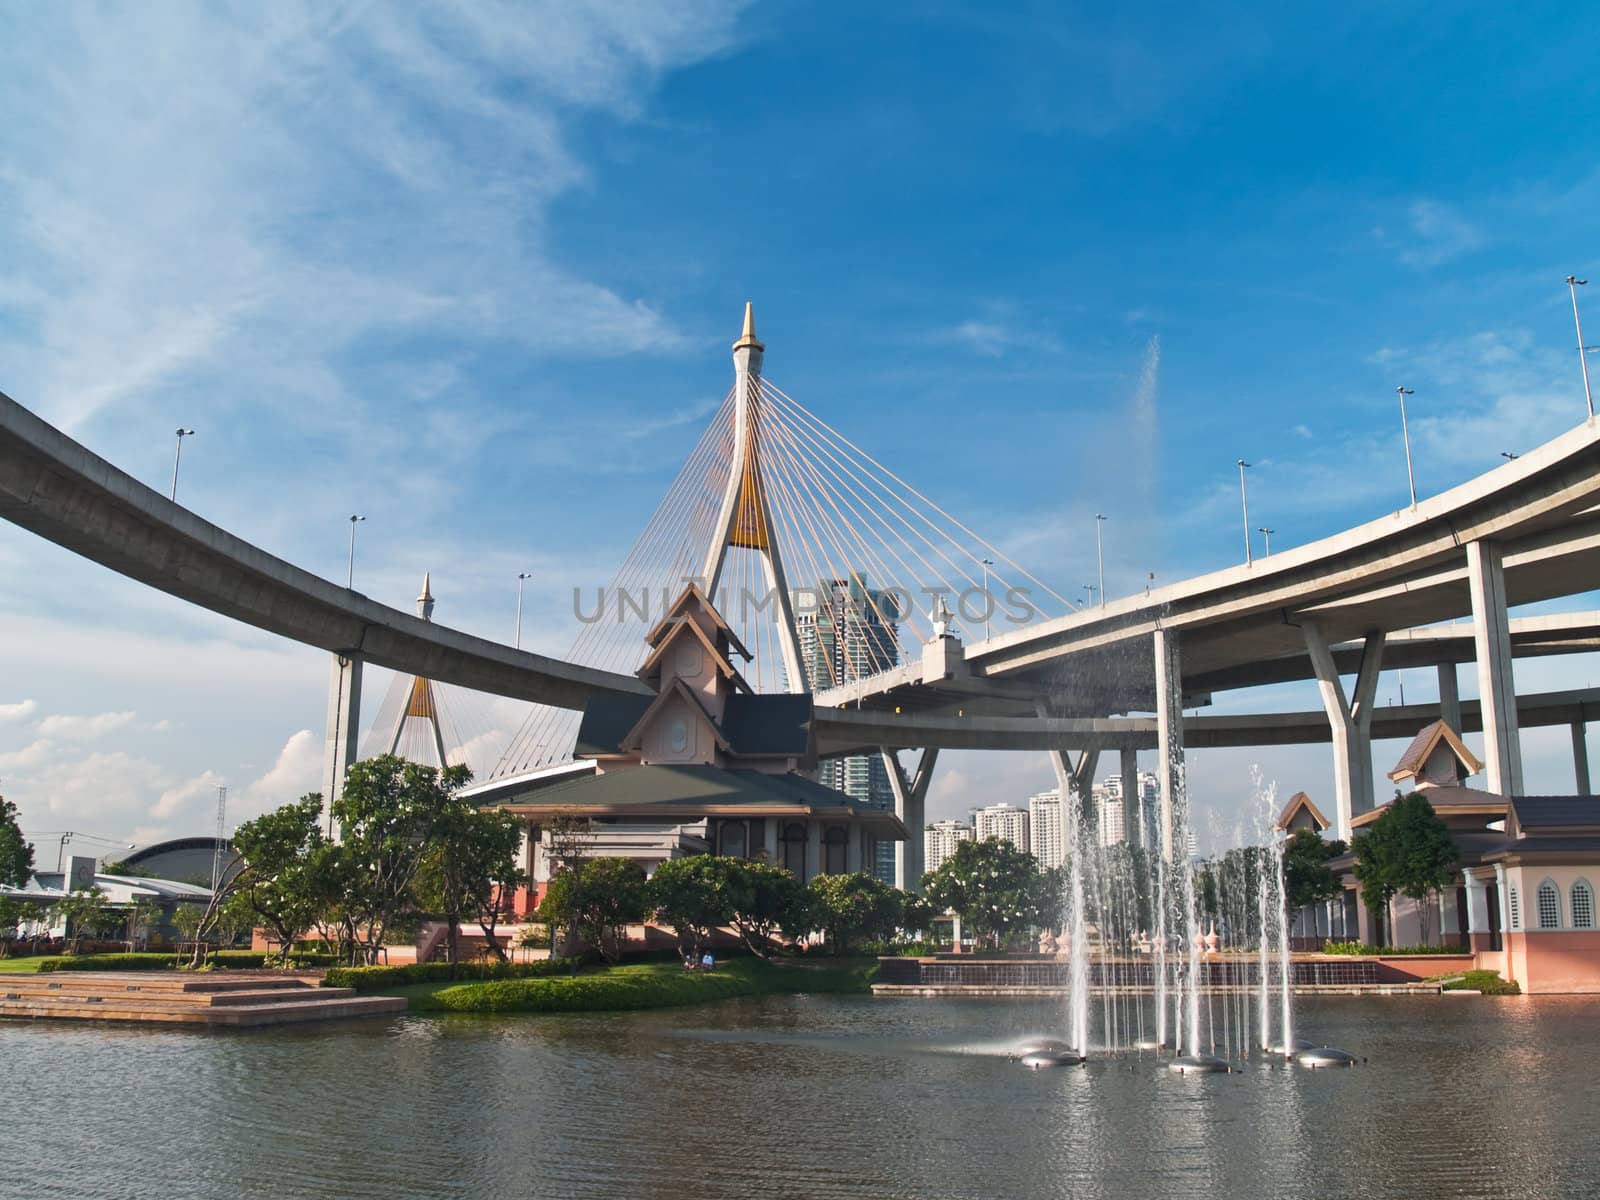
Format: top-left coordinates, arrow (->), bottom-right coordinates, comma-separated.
3,993 -> 1597,1198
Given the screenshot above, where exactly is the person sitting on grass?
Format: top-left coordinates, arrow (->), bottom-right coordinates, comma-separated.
700,952 -> 714,972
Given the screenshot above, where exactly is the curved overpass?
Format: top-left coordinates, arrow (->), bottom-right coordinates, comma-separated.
0,390 -> 650,709
820,416 -> 1600,717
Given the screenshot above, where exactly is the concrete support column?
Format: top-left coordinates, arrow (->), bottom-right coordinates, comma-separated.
1119,745 -> 1140,850
763,818 -> 779,863
1467,539 -> 1524,795
1437,663 -> 1462,732
321,652 -> 363,837
1153,627 -> 1184,863
806,821 -> 822,882
1493,863 -> 1510,936
846,824 -> 862,875
1304,622 -> 1385,841
883,747 -> 937,891
1573,722 -> 1592,795
1463,872 -> 1490,935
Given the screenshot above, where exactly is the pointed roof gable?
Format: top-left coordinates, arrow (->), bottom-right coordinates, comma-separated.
1388,720 -> 1484,786
618,677 -> 733,756
643,584 -> 751,660
1274,791 -> 1329,833
637,614 -> 753,693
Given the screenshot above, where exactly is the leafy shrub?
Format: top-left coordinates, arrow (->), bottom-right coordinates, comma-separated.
1321,942 -> 1470,956
322,957 -> 579,992
1442,969 -> 1520,995
416,958 -> 877,1014
859,939 -> 941,958
37,949 -> 337,973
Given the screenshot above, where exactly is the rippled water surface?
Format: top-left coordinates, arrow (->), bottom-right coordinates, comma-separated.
3,993 -> 1597,1199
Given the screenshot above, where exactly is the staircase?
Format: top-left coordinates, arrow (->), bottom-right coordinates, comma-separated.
0,971 -> 407,1027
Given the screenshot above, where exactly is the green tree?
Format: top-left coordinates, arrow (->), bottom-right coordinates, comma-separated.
0,895 -> 29,957
922,838 -> 1044,949
0,794 -> 35,889
724,859 -> 809,957
171,902 -> 205,946
538,856 -> 649,965
1353,792 -> 1458,945
51,887 -> 107,953
807,872 -> 904,955
647,855 -> 736,963
415,800 -> 524,971
1282,829 -> 1348,912
330,756 -> 469,965
125,898 -> 163,950
232,796 -> 332,965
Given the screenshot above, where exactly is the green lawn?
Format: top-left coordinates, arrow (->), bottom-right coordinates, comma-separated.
389,956 -> 878,1015
0,956 -> 50,974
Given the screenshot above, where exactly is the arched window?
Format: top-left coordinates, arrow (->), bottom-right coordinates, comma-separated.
823,825 -> 849,875
719,821 -> 747,859
1508,886 -> 1521,931
781,822 -> 807,878
1571,880 -> 1595,929
1537,879 -> 1562,930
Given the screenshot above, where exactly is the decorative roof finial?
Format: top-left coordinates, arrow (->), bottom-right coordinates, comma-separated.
732,300 -> 764,352
417,573 -> 435,622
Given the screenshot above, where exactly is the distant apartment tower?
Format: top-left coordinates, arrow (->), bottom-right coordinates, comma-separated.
925,820 -> 974,875
797,574 -> 902,883
1028,790 -> 1065,868
1104,770 -> 1160,849
974,802 -> 1030,852
1095,787 -> 1126,848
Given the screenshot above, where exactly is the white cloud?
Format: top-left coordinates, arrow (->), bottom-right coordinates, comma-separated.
35,711 -> 138,740
0,699 -> 37,722
1391,199 -> 1484,268
152,770 -> 226,822
239,730 -> 324,819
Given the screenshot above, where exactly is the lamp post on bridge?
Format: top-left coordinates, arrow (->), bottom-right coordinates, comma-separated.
1236,459 -> 1252,565
515,571 -> 533,649
1567,276 -> 1594,419
1257,526 -> 1274,556
346,515 -> 366,589
980,558 -> 993,639
1396,386 -> 1417,509
1094,513 -> 1106,608
170,428 -> 195,502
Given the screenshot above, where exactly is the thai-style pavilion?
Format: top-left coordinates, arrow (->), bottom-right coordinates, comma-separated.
477,584 -> 905,907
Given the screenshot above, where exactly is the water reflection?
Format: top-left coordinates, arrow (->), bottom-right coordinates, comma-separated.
2,994 -> 1597,1199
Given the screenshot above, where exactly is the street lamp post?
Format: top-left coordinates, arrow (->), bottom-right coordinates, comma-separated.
1257,526 -> 1274,556
1396,386 -> 1417,508
170,428 -> 195,502
515,571 -> 533,649
1094,513 -> 1106,608
346,515 -> 366,588
980,558 -> 994,639
1236,460 -> 1252,565
1567,276 -> 1594,419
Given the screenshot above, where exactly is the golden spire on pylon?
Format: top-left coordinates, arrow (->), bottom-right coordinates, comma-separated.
732,300 -> 764,352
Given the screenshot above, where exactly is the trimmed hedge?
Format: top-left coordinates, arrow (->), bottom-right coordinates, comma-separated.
415,957 -> 878,1015
37,949 -> 337,973
1322,942 -> 1470,956
323,957 -> 579,992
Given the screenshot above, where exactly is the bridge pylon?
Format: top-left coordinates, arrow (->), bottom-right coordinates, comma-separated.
700,303 -> 807,694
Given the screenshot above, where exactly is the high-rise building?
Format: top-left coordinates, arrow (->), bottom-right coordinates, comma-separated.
1028,790 -> 1064,868
925,820 -> 973,875
1095,787 -> 1126,848
974,802 -> 1030,852
797,574 -> 902,882
1104,770 -> 1160,849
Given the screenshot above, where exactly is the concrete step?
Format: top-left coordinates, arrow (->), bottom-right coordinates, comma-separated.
0,991 -> 404,1027
9,972 -> 313,994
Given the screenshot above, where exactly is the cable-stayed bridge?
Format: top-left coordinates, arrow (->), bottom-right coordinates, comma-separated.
3,305 -> 1599,874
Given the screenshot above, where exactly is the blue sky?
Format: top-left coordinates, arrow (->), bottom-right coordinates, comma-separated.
1,2 -> 1596,851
